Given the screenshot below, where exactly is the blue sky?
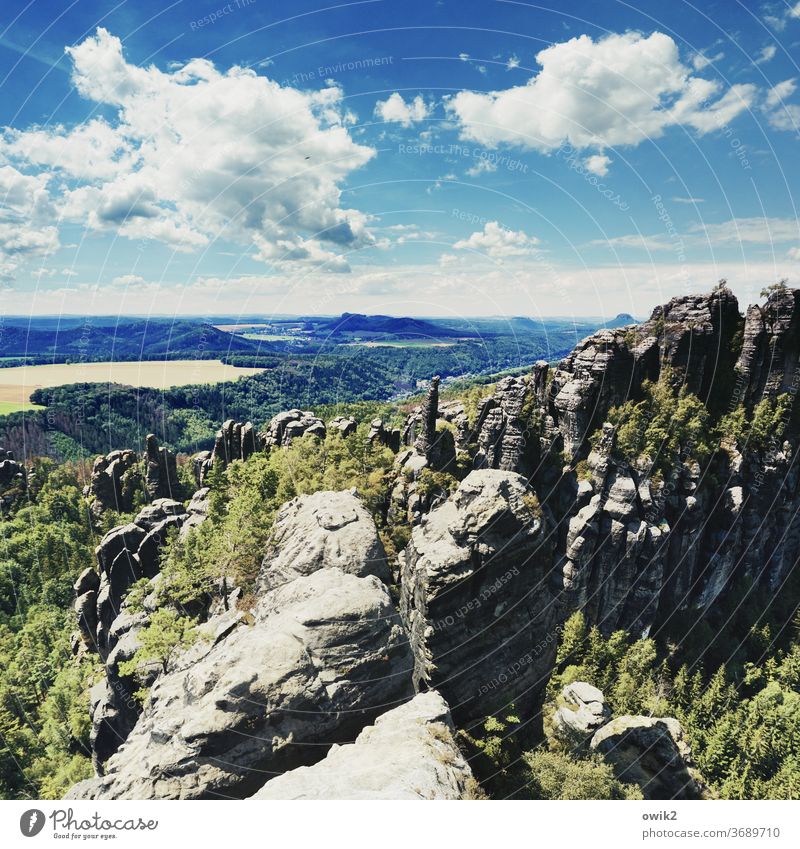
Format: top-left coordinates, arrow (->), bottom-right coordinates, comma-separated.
1,0 -> 799,319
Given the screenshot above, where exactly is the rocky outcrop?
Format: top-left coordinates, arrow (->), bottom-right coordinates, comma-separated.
551,682 -> 610,747
194,419 -> 263,485
143,434 -> 180,500
85,450 -> 141,516
367,417 -> 400,452
400,469 -> 559,723
590,716 -> 709,800
251,691 -> 475,800
735,285 -> 800,410
0,448 -> 26,511
328,415 -> 357,437
256,489 -> 391,594
67,487 -> 414,800
76,499 -> 189,769
67,566 -> 414,800
261,409 -> 325,449
473,375 -> 538,477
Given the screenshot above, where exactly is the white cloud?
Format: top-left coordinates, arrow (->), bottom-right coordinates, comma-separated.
111,274 -> 148,288
374,93 -> 431,127
755,45 -> 777,65
0,164 -> 59,279
583,154 -> 611,176
453,221 -> 540,257
672,196 -> 705,204
1,28 -> 375,271
466,158 -> 497,177
787,247 -> 800,260
691,50 -> 724,71
446,32 -> 756,151
763,78 -> 800,131
506,55 -> 520,71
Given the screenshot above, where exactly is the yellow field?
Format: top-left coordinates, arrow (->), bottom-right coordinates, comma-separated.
0,360 -> 263,408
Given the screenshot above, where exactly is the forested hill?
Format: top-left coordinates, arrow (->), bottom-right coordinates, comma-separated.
0,319 -> 258,362
1,284 -> 799,802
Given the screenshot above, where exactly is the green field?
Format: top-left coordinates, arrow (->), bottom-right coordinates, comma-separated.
0,400 -> 46,414
346,340 -> 455,348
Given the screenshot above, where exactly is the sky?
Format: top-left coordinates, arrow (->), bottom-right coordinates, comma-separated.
0,0 -> 799,320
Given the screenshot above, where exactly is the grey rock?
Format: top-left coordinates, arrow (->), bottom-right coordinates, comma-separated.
66,568 -> 414,800
552,681 -> 610,746
251,691 -> 474,800
590,715 -> 709,800
257,489 -> 391,594
400,469 -> 558,723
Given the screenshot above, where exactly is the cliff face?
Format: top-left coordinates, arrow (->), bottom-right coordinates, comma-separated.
468,284 -> 799,637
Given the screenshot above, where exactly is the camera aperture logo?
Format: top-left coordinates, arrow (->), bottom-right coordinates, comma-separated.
17,808 -> 158,839
20,810 -> 45,837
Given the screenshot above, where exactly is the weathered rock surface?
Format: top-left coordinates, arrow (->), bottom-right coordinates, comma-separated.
590,716 -> 709,800
251,691 -> 474,800
328,415 -> 357,437
261,409 -> 325,449
194,419 -> 263,484
367,417 -> 400,452
400,469 -> 558,723
256,489 -> 391,594
473,375 -> 538,477
0,448 -> 26,510
67,568 -> 414,800
143,434 -> 180,500
85,449 -> 141,516
551,681 -> 610,747
736,285 -> 800,410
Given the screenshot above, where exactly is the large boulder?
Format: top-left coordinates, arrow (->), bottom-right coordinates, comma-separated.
551,681 -> 610,747
256,489 -> 391,594
85,449 -> 141,516
590,716 -> 709,800
66,568 -> 414,800
400,469 -> 558,723
261,409 -> 325,449
251,691 -> 475,800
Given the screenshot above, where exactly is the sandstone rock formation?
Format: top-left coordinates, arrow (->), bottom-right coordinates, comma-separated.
472,373 -> 542,478
251,691 -> 475,799
194,419 -> 263,485
256,489 -> 391,594
85,449 -> 141,516
67,488 -> 414,800
328,415 -> 357,437
261,409 -> 326,448
0,448 -> 26,510
143,434 -> 180,500
590,716 -> 709,800
551,681 -> 610,747
400,469 -> 558,723
367,417 -> 400,452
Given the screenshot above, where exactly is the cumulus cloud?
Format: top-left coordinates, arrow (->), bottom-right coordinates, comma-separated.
453,221 -> 540,257
446,31 -> 756,151
583,154 -> 612,176
374,93 -> 431,126
0,164 -> 59,279
0,28 -> 376,271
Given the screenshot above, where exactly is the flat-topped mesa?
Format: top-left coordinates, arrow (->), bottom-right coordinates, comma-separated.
736,284 -> 800,414
194,419 -> 263,485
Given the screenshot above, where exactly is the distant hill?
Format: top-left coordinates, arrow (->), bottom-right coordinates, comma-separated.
319,313 -> 476,339
0,319 -> 259,362
604,313 -> 637,328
